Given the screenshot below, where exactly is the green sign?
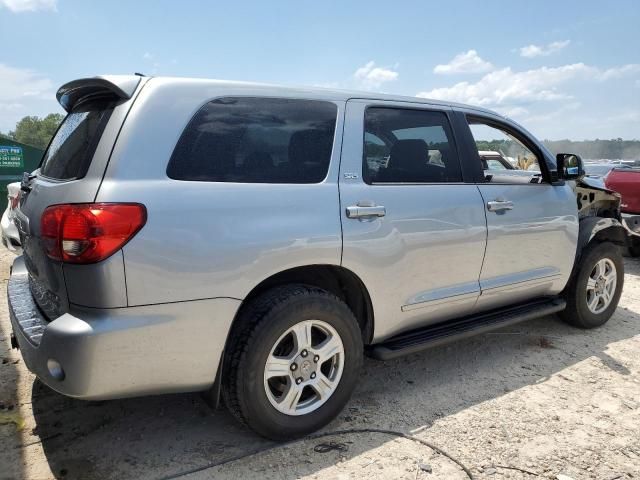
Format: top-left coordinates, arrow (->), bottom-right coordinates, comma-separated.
0,145 -> 24,168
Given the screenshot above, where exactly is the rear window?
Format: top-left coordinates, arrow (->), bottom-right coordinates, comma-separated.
363,107 -> 462,184
167,97 -> 338,183
39,102 -> 113,180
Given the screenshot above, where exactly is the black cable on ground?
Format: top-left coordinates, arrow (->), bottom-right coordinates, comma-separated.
158,427 -> 474,480
313,440 -> 349,453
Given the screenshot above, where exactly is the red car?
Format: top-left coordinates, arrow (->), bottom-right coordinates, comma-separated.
605,168 -> 640,255
606,168 -> 640,213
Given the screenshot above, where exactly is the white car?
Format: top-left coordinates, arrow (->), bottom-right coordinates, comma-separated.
1,182 -> 22,253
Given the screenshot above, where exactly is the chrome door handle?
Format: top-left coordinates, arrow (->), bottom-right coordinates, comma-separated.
346,205 -> 386,219
487,200 -> 514,212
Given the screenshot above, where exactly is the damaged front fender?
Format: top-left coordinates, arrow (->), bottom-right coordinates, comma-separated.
574,177 -> 621,219
574,177 -> 640,238
573,177 -> 630,257
585,217 -> 626,244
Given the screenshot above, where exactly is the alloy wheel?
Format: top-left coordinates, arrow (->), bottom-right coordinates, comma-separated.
585,258 -> 617,314
263,319 -> 344,416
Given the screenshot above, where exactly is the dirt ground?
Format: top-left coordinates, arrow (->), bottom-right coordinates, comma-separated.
1,247 -> 639,480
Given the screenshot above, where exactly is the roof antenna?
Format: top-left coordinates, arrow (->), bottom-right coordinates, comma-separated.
134,72 -> 146,77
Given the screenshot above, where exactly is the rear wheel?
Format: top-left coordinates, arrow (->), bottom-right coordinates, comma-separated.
222,285 -> 363,440
560,241 -> 624,329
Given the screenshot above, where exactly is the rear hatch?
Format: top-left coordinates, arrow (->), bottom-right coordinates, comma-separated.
15,75 -> 143,319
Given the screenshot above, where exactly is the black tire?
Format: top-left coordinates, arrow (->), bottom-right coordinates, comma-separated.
560,241 -> 624,329
222,284 -> 363,440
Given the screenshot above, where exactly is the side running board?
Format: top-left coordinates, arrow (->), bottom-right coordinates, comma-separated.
369,297 -> 566,360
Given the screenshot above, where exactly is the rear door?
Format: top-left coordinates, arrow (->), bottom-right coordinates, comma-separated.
15,76 -> 143,318
339,100 -> 487,341
455,111 -> 578,311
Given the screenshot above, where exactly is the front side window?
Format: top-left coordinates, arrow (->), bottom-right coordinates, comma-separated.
468,120 -> 544,184
363,107 -> 462,184
167,97 -> 338,183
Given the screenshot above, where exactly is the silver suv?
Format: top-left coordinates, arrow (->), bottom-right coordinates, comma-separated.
8,75 -> 630,439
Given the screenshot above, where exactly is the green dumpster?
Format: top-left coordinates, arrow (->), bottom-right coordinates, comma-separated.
0,139 -> 44,202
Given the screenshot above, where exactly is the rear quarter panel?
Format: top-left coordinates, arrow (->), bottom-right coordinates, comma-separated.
97,79 -> 345,305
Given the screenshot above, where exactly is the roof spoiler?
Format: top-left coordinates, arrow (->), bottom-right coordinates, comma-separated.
56,75 -> 143,112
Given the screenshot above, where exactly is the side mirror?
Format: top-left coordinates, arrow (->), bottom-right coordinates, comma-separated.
556,153 -> 585,180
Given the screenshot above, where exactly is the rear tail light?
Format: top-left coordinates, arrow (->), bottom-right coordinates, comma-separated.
41,203 -> 146,264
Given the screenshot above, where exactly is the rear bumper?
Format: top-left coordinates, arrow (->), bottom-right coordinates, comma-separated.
8,256 -> 240,400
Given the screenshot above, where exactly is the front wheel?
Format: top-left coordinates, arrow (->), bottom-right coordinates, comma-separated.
560,241 -> 624,329
222,285 -> 363,440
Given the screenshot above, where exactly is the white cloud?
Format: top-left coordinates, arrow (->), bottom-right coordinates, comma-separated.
417,62 -> 640,108
353,61 -> 398,90
0,0 -> 56,12
433,50 -> 493,75
519,40 -> 570,58
0,64 -> 60,132
142,52 -> 153,60
522,106 -> 639,140
0,64 -> 53,102
519,101 -> 582,124
418,64 -> 591,106
418,60 -> 640,139
597,64 -> 640,81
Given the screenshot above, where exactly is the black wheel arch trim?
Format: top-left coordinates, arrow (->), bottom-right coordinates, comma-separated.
567,217 -> 627,289
578,217 -> 627,257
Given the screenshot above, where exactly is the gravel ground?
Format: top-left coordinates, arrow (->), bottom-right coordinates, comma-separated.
1,248 -> 639,480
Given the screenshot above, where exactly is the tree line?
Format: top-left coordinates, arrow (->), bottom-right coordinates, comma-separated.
475,139 -> 640,160
0,114 -> 64,150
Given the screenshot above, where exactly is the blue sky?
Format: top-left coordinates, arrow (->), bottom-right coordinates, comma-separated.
1,0 -> 639,139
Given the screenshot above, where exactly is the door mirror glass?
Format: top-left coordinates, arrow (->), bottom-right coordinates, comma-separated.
556,153 -> 584,180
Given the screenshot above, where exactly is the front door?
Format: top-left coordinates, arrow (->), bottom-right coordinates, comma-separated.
458,112 -> 579,311
339,100 -> 487,341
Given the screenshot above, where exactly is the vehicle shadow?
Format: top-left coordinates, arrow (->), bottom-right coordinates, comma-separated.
26,260 -> 640,480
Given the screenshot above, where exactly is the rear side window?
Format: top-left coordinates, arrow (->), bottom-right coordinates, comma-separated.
40,102 -> 113,180
168,97 -> 338,183
363,107 -> 462,184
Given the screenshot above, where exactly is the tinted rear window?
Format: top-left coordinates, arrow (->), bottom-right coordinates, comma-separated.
39,103 -> 113,180
363,107 -> 462,184
167,97 -> 338,183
